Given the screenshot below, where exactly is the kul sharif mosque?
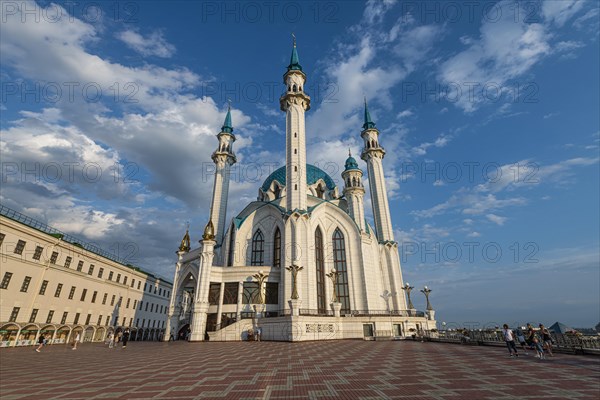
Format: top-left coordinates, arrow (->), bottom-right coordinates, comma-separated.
165,39 -> 436,341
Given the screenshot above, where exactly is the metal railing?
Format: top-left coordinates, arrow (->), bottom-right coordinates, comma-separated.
423,330 -> 600,353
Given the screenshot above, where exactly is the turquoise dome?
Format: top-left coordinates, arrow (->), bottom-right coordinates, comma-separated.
261,164 -> 336,192
344,156 -> 359,171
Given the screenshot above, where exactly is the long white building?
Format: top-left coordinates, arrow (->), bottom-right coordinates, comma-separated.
0,206 -> 172,347
166,40 -> 437,342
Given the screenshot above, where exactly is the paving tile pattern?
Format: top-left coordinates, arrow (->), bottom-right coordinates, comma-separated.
1,341 -> 599,399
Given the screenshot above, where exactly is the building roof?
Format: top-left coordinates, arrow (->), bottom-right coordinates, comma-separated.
261,164 -> 336,192
344,155 -> 360,172
0,204 -> 172,285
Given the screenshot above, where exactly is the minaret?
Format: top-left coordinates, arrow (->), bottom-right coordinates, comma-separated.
164,227 -> 191,341
342,150 -> 366,231
209,105 -> 236,245
360,98 -> 394,242
279,35 -> 310,212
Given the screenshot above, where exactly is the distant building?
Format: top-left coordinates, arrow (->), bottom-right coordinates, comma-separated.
166,39 -> 436,342
0,206 -> 172,347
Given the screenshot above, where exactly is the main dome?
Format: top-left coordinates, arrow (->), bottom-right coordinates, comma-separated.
261,164 -> 336,192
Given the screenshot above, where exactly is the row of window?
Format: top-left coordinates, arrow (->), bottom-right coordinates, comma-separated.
207,282 -> 279,305
1,272 -> 168,315
7,306 -> 165,329
0,235 -> 170,298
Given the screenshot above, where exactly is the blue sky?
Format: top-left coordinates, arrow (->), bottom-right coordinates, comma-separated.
1,0 -> 598,327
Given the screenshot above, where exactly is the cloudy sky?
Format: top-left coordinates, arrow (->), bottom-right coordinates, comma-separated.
1,0 -> 598,327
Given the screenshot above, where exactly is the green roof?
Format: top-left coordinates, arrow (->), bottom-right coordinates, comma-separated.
363,98 -> 376,130
287,43 -> 302,71
261,164 -> 336,192
221,106 -> 233,133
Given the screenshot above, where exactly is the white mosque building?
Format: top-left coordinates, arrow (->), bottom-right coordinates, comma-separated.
165,40 -> 436,341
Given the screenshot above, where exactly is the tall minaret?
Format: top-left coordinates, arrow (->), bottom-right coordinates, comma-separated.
342,150 -> 366,232
360,99 -> 394,242
279,35 -> 310,212
209,104 -> 236,245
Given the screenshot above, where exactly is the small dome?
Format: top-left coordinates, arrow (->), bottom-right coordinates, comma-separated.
344,156 -> 360,171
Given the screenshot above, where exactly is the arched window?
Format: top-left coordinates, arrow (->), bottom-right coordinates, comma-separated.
293,84 -> 297,92
227,223 -> 236,266
332,228 -> 350,314
315,227 -> 326,313
251,230 -> 264,266
316,184 -> 324,199
273,228 -> 281,268
352,177 -> 357,187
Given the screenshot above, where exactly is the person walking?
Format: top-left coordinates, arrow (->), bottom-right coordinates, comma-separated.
108,333 -> 114,349
35,333 -> 46,353
539,324 -> 554,357
72,332 -> 80,350
515,327 -> 529,355
169,329 -> 175,342
502,324 -> 519,357
256,326 -> 262,342
122,329 -> 130,349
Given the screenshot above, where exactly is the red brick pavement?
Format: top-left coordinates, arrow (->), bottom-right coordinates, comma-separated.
0,341 -> 598,399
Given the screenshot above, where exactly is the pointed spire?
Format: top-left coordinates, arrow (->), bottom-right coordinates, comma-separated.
221,101 -> 233,133
178,227 -> 191,252
202,220 -> 215,241
363,97 -> 376,130
287,33 -> 302,71
348,148 -> 352,157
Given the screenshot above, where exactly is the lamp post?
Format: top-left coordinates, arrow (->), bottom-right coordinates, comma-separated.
285,264 -> 303,300
402,282 -> 414,310
420,286 -> 433,310
325,268 -> 340,302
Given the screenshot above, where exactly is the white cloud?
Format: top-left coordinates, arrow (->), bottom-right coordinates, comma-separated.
542,0 -> 585,27
397,109 -> 413,119
117,30 -> 176,58
486,213 -> 507,226
467,231 -> 481,238
437,0 -> 587,112
411,134 -> 452,156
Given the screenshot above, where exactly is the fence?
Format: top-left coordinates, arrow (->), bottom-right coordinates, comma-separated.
423,330 -> 600,354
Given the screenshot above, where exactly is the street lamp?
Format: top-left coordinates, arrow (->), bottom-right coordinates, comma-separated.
402,282 -> 414,310
420,286 -> 433,310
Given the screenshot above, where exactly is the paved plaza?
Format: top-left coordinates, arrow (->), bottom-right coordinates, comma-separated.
1,340 -> 599,399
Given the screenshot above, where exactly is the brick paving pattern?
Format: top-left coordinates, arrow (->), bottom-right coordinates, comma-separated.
1,341 -> 599,399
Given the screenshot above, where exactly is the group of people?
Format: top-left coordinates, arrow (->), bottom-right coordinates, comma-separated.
502,323 -> 555,359
106,329 -> 130,349
35,329 -> 134,352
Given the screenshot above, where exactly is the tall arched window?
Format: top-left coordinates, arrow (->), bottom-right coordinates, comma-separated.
251,230 -> 264,266
227,223 -> 236,267
332,228 -> 350,314
315,227 -> 326,313
273,228 -> 281,268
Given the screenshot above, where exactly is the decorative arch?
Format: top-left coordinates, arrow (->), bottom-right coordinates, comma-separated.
332,228 -> 351,314
251,229 -> 264,266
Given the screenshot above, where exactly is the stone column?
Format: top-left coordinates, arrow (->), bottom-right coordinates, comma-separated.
236,281 -> 243,321
215,282 -> 225,328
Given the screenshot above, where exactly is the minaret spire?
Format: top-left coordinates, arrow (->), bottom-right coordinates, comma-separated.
222,100 -> 233,133
363,97 -> 376,130
280,36 -> 310,212
360,100 -> 394,242
288,33 -> 302,71
208,103 -> 237,245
